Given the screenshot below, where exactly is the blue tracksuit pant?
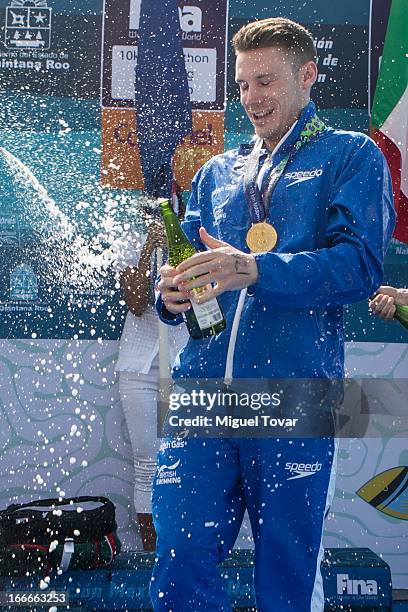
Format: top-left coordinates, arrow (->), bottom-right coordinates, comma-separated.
150,436 -> 335,611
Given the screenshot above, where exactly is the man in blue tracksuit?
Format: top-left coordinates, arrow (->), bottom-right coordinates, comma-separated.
152,17 -> 395,612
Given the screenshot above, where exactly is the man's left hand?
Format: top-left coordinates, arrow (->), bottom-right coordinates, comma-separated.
173,227 -> 258,303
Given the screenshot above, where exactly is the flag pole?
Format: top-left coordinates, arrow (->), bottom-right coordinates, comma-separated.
157,247 -> 170,380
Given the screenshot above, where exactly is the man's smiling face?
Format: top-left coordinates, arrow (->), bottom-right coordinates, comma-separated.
235,46 -> 310,150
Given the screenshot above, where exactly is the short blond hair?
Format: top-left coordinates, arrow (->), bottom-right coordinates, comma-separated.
232,17 -> 316,68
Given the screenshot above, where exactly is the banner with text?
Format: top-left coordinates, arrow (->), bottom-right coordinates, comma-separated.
101,0 -> 228,190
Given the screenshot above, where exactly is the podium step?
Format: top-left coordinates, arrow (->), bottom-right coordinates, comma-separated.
0,548 -> 393,611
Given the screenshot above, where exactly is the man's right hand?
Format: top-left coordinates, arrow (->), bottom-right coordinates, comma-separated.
369,285 -> 408,321
157,264 -> 192,314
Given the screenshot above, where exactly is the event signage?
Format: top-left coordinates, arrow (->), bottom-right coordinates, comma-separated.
322,548 -> 392,609
0,0 -> 101,98
226,21 -> 369,110
102,0 -> 227,110
5,1 -> 52,50
101,0 -> 229,191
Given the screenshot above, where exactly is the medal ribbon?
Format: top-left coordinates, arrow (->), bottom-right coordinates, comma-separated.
243,112 -> 327,225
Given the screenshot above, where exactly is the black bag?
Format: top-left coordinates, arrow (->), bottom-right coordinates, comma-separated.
0,496 -> 121,576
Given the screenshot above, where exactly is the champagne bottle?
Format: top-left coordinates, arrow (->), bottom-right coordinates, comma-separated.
159,198 -> 226,339
394,303 -> 408,330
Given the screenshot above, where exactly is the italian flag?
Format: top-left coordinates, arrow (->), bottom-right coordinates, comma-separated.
371,0 -> 408,244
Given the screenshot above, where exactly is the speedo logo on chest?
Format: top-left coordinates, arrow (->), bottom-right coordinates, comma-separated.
284,169 -> 323,186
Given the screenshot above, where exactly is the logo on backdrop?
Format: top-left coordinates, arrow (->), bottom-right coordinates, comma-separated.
5,0 -> 52,50
127,0 -> 202,39
337,574 -> 378,596
356,466 -> 408,521
10,264 -> 38,301
0,214 -> 20,247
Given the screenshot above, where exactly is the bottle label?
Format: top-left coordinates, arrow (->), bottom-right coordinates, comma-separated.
191,297 -> 224,330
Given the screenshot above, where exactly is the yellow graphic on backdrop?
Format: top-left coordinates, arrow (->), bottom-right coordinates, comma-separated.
357,466 -> 408,520
101,109 -> 224,191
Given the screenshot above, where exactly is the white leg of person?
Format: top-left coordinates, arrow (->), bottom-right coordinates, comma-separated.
118,357 -> 160,514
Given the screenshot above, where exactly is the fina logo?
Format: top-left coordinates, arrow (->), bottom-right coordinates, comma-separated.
337,574 -> 378,596
179,6 -> 202,33
129,1 -> 202,34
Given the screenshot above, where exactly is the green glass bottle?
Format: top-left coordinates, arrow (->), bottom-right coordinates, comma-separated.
394,303 -> 408,330
159,198 -> 226,339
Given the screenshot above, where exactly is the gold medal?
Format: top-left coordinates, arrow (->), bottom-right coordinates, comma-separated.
246,222 -> 278,253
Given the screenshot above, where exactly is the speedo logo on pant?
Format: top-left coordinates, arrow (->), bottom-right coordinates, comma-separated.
285,169 -> 323,186
285,461 -> 322,480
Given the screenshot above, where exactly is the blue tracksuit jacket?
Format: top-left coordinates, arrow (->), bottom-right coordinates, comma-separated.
158,101 -> 395,381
